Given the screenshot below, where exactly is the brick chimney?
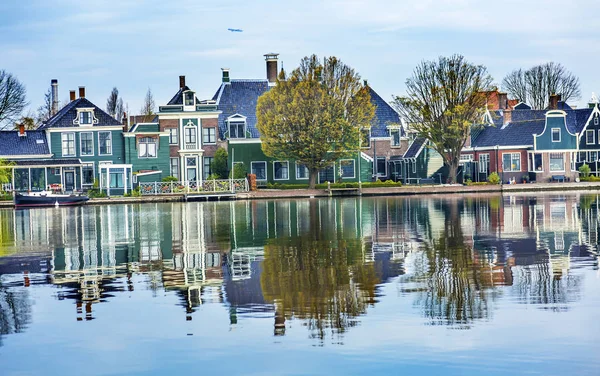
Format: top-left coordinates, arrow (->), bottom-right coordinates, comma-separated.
18,123 -> 25,137
221,68 -> 230,83
497,92 -> 508,110
78,86 -> 85,99
549,94 -> 559,110
264,53 -> 279,85
122,112 -> 128,132
503,109 -> 512,126
51,79 -> 59,116
179,75 -> 186,89
69,90 -> 76,101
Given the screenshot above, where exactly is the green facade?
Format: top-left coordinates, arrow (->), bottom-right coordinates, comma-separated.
229,141 -> 372,185
534,112 -> 577,151
124,124 -> 170,182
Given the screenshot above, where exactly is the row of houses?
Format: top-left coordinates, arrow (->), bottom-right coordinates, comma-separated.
1,53 -> 599,194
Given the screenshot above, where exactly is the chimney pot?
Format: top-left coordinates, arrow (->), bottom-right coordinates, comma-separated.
498,92 -> 508,110
549,94 -> 559,110
51,79 -> 59,116
18,123 -> 25,136
69,90 -> 76,101
179,75 -> 186,89
122,112 -> 128,132
78,86 -> 85,99
264,53 -> 279,85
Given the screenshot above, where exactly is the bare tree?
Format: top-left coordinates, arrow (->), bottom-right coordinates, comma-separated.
35,88 -> 52,125
393,54 -> 493,184
502,62 -> 581,109
106,87 -> 124,120
0,70 -> 27,129
140,88 -> 155,117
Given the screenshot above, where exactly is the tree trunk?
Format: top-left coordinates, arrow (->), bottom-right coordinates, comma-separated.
448,162 -> 458,184
308,168 -> 319,189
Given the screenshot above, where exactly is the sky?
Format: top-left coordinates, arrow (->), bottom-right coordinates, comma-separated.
1,0 -> 599,116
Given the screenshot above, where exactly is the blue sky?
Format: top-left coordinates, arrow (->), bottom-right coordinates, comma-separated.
1,0 -> 598,115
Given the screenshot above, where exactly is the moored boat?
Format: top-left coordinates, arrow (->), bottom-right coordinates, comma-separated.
14,192 -> 90,208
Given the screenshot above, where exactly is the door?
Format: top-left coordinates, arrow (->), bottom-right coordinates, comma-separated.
64,171 -> 75,191
319,165 -> 335,184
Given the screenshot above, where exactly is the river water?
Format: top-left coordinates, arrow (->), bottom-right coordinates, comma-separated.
0,194 -> 599,375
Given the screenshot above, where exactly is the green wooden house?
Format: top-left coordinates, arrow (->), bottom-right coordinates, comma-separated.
124,122 -> 171,184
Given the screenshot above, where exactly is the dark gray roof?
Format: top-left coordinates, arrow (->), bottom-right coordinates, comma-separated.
167,86 -> 204,105
39,98 -> 122,129
513,102 -> 531,110
213,80 -> 402,140
213,80 -> 270,139
367,87 -> 404,137
403,137 -> 426,158
12,158 -> 82,166
0,130 -> 49,156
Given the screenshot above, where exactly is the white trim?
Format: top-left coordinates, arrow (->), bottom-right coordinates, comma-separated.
551,128 -> 561,143
360,152 -> 373,162
137,136 -> 158,159
478,153 -> 490,173
61,132 -> 76,157
98,131 -> 113,156
79,131 -> 94,156
202,127 -> 217,145
295,162 -> 309,180
340,159 -> 355,179
227,113 -> 247,121
1,154 -> 53,159
157,112 -> 221,120
47,126 -> 124,132
578,106 -> 600,140
229,138 -> 262,144
501,152 -> 522,172
135,170 -> 162,177
251,161 -> 268,180
548,152 -> 566,172
123,132 -> 168,137
273,161 -> 289,180
464,145 -> 532,151
586,129 -> 595,145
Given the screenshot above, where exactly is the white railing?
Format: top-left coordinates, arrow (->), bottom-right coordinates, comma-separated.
185,142 -> 198,150
138,179 -> 249,195
1,183 -> 12,192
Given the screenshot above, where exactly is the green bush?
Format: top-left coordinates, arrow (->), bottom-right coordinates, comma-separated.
162,175 -> 178,182
206,173 -> 220,180
87,189 -> 107,198
487,172 -> 500,185
230,163 -> 247,179
212,148 -> 229,178
579,164 -> 591,178
580,175 -> 600,182
0,192 -> 12,201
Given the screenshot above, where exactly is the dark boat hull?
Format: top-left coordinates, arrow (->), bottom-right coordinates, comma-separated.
14,193 -> 90,208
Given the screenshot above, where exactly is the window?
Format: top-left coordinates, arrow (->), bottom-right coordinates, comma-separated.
109,172 -> 124,188
595,116 -> 599,126
478,154 -> 489,173
203,157 -> 213,179
61,133 -> 75,156
571,152 -> 577,171
376,157 -> 386,176
361,128 -> 371,148
502,153 -> 521,172
412,162 -> 416,173
202,127 -> 216,144
274,161 -> 289,180
186,157 -> 197,181
251,161 -> 267,180
460,154 -> 473,163
296,163 -> 309,180
168,128 -> 178,144
549,152 -> 564,171
579,151 -> 587,162
552,128 -> 561,142
390,128 -> 401,146
184,127 -> 197,147
591,151 -> 598,162
53,168 -> 61,176
229,121 -> 245,139
82,163 -> 94,185
99,132 -> 112,155
340,160 -> 355,178
586,129 -> 595,145
170,158 -> 179,179
138,137 -> 157,158
534,153 -> 543,171
79,111 -> 92,125
80,132 -> 94,156
184,92 -> 194,106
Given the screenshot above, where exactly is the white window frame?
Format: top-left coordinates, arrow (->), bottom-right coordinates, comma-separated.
80,131 -> 94,156
502,152 -> 521,172
168,128 -> 178,145
79,111 -> 92,125
228,121 -> 246,139
529,152 -> 543,173
571,152 -> 577,172
551,128 -> 561,143
295,163 -> 309,180
389,128 -> 401,147
61,132 -> 76,157
202,127 -> 216,144
170,157 -> 179,179
184,91 -> 195,107
376,156 -> 387,177
138,137 -> 158,158
549,152 -> 565,172
98,131 -> 112,156
273,161 -> 289,181
251,161 -> 268,181
478,154 -> 489,173
340,159 -> 355,179
81,163 -> 95,186
586,129 -> 595,145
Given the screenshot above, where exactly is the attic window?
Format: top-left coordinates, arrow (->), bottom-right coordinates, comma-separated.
595,116 -> 599,126
80,111 -> 92,125
184,92 -> 194,106
229,121 -> 246,139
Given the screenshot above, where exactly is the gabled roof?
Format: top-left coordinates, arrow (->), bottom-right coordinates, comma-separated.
39,98 -> 122,129
0,130 -> 50,156
213,79 -> 270,139
367,86 -> 404,137
167,86 -> 204,105
513,102 -> 531,110
403,137 -> 427,158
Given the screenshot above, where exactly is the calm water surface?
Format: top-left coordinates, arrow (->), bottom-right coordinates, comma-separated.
0,194 -> 599,375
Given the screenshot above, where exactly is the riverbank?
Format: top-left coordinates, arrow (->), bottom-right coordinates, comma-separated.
1,181 -> 599,208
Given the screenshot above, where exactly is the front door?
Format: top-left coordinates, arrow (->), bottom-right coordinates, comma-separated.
64,171 -> 75,191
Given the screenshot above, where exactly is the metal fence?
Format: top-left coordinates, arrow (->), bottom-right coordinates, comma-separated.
138,179 -> 248,195
1,183 -> 12,192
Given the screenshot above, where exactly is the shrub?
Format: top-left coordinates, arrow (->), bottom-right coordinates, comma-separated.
487,172 -> 500,185
212,148 -> 229,178
0,192 -> 12,201
206,173 -> 220,180
87,189 -> 107,198
580,175 -> 600,182
162,176 -> 178,182
579,164 -> 591,178
230,163 -> 247,179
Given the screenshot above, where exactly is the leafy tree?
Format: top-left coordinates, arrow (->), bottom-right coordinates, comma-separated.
502,62 -> 581,109
393,54 -> 493,184
14,116 -> 36,130
230,162 -> 247,179
140,88 -> 155,117
106,87 -> 124,120
257,55 -> 375,188
0,159 -> 14,187
211,147 -> 228,178
0,70 -> 27,129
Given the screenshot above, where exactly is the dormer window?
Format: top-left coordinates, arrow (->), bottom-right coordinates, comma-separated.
184,92 -> 194,106
80,111 -> 92,125
229,121 -> 245,138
